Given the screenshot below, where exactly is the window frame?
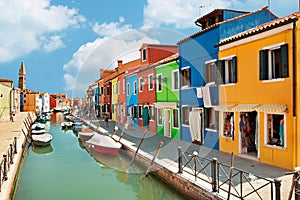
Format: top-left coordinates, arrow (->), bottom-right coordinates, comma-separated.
156,73 -> 163,92
126,83 -> 130,96
172,70 -> 179,91
133,81 -> 137,95
139,77 -> 144,92
148,74 -> 154,90
157,108 -> 162,125
172,108 -> 179,129
142,48 -> 147,62
222,112 -> 235,139
181,66 -> 191,89
264,112 -> 286,149
182,106 -> 192,126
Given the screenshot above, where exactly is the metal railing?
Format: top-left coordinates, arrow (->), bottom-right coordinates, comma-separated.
0,137 -> 17,192
177,147 -> 281,200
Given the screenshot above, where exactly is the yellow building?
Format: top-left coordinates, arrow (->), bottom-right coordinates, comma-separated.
217,11 -> 300,170
111,77 -> 119,121
0,79 -> 13,121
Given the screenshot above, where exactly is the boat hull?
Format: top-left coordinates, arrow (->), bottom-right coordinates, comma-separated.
92,144 -> 120,155
86,134 -> 122,156
32,134 -> 53,147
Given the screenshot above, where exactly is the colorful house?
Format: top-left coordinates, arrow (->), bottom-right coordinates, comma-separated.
137,44 -> 178,132
177,7 -> 277,150
0,79 -> 13,121
155,53 -> 180,139
217,11 -> 300,170
111,76 -> 119,121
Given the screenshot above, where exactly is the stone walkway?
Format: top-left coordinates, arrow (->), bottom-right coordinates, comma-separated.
0,112 -> 36,200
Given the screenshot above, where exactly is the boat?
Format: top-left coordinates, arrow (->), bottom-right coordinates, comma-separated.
31,129 -> 46,135
86,134 -> 122,155
32,122 -> 46,130
32,133 -> 53,146
61,121 -> 73,128
73,120 -> 83,132
78,128 -> 96,142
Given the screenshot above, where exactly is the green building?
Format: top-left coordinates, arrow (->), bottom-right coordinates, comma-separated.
154,54 -> 180,139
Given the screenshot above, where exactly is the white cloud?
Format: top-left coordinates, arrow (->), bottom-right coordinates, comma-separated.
0,0 -> 85,63
92,17 -> 132,37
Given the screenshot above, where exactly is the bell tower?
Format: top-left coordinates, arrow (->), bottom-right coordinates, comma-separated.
18,61 -> 26,91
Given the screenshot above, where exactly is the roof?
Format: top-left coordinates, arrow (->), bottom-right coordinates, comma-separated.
139,43 -> 177,51
0,78 -> 13,83
218,11 -> 300,46
195,8 -> 248,25
138,53 -> 178,73
178,6 -> 277,44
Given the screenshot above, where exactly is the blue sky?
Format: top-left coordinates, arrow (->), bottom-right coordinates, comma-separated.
0,0 -> 298,98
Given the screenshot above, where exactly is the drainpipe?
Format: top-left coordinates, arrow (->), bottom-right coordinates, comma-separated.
292,20 -> 298,167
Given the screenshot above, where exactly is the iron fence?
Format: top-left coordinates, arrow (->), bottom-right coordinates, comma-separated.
178,147 -> 281,200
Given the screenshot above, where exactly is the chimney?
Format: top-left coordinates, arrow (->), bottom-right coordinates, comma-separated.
117,60 -> 123,69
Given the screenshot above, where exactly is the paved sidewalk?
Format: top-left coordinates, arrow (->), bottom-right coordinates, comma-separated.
86,118 -> 295,200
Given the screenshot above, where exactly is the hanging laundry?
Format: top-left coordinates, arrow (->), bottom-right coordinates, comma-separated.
189,110 -> 202,142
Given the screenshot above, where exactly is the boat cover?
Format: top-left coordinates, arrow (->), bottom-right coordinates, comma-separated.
86,134 -> 122,149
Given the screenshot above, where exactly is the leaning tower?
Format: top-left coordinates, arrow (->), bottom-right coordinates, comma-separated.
18,61 -> 26,91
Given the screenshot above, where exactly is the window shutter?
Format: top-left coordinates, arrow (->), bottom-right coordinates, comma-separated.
204,108 -> 209,128
259,49 -> 268,80
281,44 -> 289,78
204,64 -> 208,84
232,56 -> 237,83
216,60 -> 225,84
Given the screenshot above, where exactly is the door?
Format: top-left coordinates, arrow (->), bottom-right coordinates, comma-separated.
164,109 -> 171,137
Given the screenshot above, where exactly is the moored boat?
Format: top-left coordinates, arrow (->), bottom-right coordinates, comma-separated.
78,128 -> 96,142
31,129 -> 46,135
32,133 -> 53,146
32,122 -> 46,130
86,134 -> 122,155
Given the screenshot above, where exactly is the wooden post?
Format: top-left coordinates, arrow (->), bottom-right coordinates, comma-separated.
274,179 -> 281,200
118,126 -> 126,142
178,147 -> 182,174
227,152 -> 234,200
22,129 -> 31,144
14,137 -> 17,154
3,155 -> 8,181
211,158 -> 218,192
145,141 -> 164,177
130,129 -> 148,165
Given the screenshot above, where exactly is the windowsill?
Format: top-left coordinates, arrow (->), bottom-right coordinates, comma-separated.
182,124 -> 190,127
205,128 -> 217,132
222,135 -> 234,140
181,86 -> 191,90
262,78 -> 285,83
264,144 -> 286,150
220,83 -> 236,87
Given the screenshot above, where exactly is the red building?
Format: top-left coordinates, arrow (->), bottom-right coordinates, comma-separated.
137,44 -> 178,132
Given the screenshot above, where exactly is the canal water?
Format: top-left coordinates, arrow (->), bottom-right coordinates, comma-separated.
13,113 -> 189,200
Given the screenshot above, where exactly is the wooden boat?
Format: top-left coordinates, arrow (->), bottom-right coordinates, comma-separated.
32,133 -> 53,146
78,128 -> 96,142
86,134 -> 122,155
31,129 -> 46,135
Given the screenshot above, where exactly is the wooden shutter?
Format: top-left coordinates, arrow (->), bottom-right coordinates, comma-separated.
232,56 -> 237,83
259,49 -> 268,80
216,60 -> 225,84
281,44 -> 289,78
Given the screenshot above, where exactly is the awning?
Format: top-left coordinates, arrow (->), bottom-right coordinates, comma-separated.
154,102 -> 178,109
231,104 -> 260,112
256,104 -> 287,113
213,104 -> 236,111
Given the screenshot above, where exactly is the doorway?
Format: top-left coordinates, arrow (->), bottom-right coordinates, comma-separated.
239,111 -> 258,157
164,109 -> 171,137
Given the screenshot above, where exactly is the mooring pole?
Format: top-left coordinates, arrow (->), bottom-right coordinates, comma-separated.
130,129 -> 148,165
145,141 -> 164,177
14,137 -> 17,154
178,147 -> 182,174
3,155 -> 8,181
118,126 -> 126,142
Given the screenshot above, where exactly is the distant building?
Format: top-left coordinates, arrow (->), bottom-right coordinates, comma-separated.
18,61 -> 26,91
0,79 -> 14,121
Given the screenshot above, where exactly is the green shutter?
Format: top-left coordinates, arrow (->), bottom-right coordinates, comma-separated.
281,44 -> 289,78
204,64 -> 208,84
259,49 -> 268,80
216,60 -> 225,84
232,56 -> 237,83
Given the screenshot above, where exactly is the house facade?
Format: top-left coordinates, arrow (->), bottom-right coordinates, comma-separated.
155,54 -> 180,139
178,7 -> 277,150
0,79 -> 14,121
111,76 -> 119,121
217,11 -> 300,170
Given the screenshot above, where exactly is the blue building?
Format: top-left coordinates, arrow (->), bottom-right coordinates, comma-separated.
125,69 -> 140,127
178,7 -> 277,150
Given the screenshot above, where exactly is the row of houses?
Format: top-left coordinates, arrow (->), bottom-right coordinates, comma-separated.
86,7 -> 300,170
0,62 -> 73,120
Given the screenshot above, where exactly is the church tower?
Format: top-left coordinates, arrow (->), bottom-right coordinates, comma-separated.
18,61 -> 26,91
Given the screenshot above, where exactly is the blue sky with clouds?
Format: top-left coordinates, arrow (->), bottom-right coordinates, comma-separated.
0,0 -> 298,97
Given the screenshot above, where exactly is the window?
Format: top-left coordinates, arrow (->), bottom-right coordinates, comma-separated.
204,61 -> 217,84
173,109 -> 179,128
223,112 -> 234,138
148,74 -> 154,90
182,107 -> 192,125
172,70 -> 179,90
139,77 -> 144,92
156,74 -> 162,92
217,57 -> 237,84
204,108 -> 218,130
101,87 -> 104,95
123,79 -> 125,93
149,105 -> 155,120
112,85 -> 115,94
138,105 -> 143,118
266,114 -> 285,147
181,67 -> 191,87
142,48 -> 147,61
106,87 -> 110,95
259,44 -> 289,80
127,83 -> 130,96
157,108 -> 162,125
134,81 -> 137,95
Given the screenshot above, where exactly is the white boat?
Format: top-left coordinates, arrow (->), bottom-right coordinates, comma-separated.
78,128 -> 96,142
31,129 -> 46,135
86,134 -> 122,155
32,133 -> 53,146
61,121 -> 73,128
32,123 -> 46,130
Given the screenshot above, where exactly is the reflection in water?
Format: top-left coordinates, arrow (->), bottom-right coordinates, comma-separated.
32,145 -> 53,155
